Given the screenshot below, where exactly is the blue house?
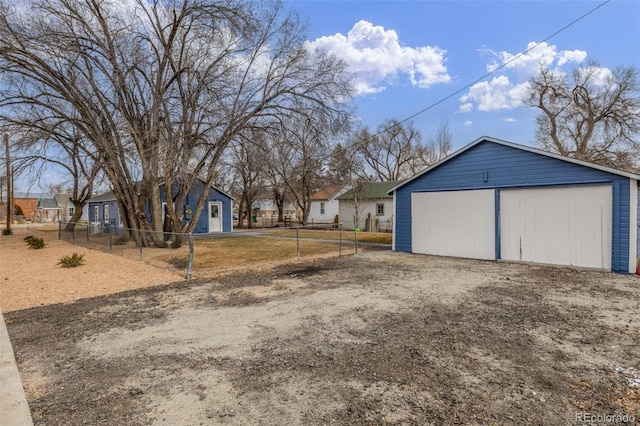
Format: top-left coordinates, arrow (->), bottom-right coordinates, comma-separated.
88,180 -> 234,234
388,136 -> 640,273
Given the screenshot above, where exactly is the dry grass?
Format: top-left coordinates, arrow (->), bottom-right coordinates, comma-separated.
263,229 -> 393,244
153,235 -> 351,271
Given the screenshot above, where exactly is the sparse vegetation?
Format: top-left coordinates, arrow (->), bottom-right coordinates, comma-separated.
112,236 -> 129,246
24,235 -> 45,249
167,256 -> 189,270
2,228 -> 12,236
58,253 -> 85,268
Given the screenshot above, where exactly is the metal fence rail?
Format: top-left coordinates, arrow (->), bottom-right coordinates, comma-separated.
58,222 -> 381,279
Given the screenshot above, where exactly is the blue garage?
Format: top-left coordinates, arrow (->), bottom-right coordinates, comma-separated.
388,136 -> 640,273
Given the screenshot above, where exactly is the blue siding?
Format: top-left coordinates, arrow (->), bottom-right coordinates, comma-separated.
159,182 -> 233,233
88,200 -> 119,226
394,140 -> 632,273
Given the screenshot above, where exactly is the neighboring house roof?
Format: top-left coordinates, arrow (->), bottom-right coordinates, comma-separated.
88,181 -> 233,204
158,180 -> 235,201
37,198 -> 62,209
55,193 -> 70,205
388,136 -> 640,194
311,185 -> 350,201
87,191 -> 117,203
337,180 -> 402,201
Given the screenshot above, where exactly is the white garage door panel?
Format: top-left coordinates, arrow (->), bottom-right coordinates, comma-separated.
412,190 -> 495,260
500,185 -> 612,269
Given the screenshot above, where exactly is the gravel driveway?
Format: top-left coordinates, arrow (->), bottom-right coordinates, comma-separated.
5,251 -> 640,425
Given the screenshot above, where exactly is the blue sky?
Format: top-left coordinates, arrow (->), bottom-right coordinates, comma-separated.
288,0 -> 640,150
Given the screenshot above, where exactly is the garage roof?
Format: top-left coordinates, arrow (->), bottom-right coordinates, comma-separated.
388,136 -> 640,194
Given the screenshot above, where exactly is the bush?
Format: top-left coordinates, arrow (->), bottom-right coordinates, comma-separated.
58,253 -> 85,268
24,236 -> 45,249
2,228 -> 12,236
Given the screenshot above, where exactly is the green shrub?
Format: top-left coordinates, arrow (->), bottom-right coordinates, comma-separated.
58,253 -> 85,268
2,228 -> 12,236
24,236 -> 45,249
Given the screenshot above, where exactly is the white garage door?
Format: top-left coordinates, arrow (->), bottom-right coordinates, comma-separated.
500,185 -> 612,269
412,190 -> 495,260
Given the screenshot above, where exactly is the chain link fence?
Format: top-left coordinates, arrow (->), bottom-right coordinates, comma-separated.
58,222 -> 386,279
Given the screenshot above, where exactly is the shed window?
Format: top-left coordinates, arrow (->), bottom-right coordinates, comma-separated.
104,205 -> 109,223
93,206 -> 99,222
68,207 -> 75,216
376,203 -> 384,216
320,202 -> 325,215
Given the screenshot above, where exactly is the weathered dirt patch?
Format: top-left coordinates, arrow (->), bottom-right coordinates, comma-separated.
6,252 -> 640,425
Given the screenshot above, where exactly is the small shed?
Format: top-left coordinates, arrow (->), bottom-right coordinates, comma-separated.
388,136 -> 640,273
88,180 -> 233,233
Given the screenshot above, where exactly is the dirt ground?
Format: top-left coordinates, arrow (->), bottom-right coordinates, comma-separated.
2,226 -> 640,425
0,224 -> 185,312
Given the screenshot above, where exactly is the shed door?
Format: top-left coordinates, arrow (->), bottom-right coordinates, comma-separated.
412,190 -> 495,260
499,185 -> 612,269
208,202 -> 222,233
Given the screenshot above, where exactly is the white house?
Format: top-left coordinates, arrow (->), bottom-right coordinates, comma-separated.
308,185 -> 349,225
336,181 -> 400,232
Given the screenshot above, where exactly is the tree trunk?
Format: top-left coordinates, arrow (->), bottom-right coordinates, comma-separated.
63,200 -> 85,231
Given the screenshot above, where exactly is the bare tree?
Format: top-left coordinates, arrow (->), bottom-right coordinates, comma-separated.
351,119 -> 451,181
356,120 -> 421,181
412,119 -> 452,173
7,116 -> 103,230
267,118 -> 332,225
227,134 -> 269,229
527,62 -> 640,170
264,153 -> 290,223
0,0 -> 353,245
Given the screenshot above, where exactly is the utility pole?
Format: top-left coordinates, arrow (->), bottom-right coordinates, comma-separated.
4,133 -> 11,232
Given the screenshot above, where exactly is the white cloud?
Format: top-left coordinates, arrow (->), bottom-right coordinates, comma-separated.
502,117 -> 517,123
485,42 -> 586,77
461,41 -> 587,112
306,20 -> 450,95
576,65 -> 614,90
463,120 -> 472,126
459,76 -> 529,112
459,103 -> 473,113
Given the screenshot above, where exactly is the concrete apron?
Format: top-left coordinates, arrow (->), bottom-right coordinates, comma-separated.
0,306 -> 34,426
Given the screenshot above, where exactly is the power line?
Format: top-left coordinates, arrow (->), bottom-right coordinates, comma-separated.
343,0 -> 611,150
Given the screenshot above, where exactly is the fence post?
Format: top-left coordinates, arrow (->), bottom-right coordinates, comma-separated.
354,228 -> 358,254
58,221 -> 61,240
139,230 -> 143,260
339,223 -> 342,256
86,223 -> 90,247
109,232 -> 113,253
187,233 -> 194,279
296,226 -> 300,258
72,222 -> 75,244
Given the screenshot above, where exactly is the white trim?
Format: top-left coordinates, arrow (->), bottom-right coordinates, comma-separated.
630,179 -> 638,273
388,136 -> 640,194
208,201 -> 223,233
391,191 -> 396,251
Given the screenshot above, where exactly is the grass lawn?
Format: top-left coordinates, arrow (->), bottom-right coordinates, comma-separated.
153,230 -> 391,271
261,229 -> 393,244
